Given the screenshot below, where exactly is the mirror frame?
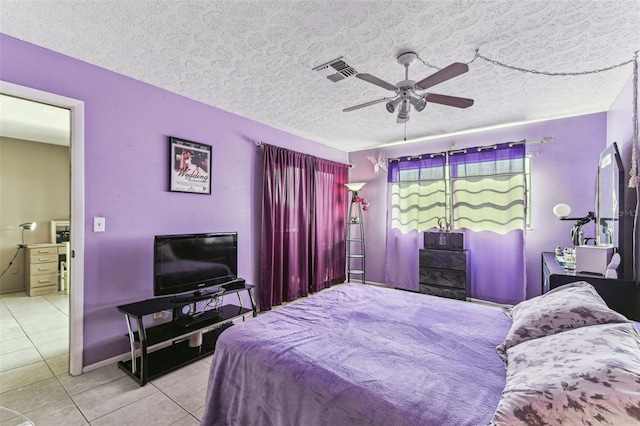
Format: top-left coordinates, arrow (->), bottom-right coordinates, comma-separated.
596,142 -> 624,275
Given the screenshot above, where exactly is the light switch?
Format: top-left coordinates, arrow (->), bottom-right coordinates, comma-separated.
94,217 -> 106,232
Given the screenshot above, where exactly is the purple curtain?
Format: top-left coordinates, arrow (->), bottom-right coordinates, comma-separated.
462,229 -> 525,304
260,145 -> 348,310
312,159 -> 349,292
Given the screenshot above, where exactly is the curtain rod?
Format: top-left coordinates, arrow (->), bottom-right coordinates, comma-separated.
387,137 -> 554,162
254,139 -> 353,167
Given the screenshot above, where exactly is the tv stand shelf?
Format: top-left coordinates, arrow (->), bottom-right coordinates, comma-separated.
117,284 -> 256,385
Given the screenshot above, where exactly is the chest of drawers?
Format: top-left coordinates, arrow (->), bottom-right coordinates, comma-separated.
418,249 -> 470,300
25,244 -> 62,296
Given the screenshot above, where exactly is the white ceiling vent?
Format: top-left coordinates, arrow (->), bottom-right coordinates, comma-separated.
313,57 -> 357,82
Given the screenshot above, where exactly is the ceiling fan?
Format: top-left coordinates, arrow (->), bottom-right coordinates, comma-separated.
344,52 -> 474,123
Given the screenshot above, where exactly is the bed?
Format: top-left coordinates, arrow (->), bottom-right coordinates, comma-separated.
201,282 -> 640,426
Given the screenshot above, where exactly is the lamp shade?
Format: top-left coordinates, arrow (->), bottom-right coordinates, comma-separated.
552,203 -> 571,219
19,222 -> 36,231
345,182 -> 366,192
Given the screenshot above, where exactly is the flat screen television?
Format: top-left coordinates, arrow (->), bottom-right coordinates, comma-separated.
153,232 -> 238,298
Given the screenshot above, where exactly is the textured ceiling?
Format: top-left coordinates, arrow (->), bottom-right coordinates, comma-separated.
1,0 -> 639,152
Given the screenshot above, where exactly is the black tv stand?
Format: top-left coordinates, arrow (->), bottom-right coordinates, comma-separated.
168,288 -> 225,304
116,283 -> 256,385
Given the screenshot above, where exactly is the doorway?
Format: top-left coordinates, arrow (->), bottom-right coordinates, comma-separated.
0,81 -> 85,376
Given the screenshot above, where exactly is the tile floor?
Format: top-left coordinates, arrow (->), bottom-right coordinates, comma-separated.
0,291 -> 207,426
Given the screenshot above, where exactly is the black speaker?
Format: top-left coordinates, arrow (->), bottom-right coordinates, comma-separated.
423,232 -> 465,251
450,232 -> 465,251
424,232 -> 436,249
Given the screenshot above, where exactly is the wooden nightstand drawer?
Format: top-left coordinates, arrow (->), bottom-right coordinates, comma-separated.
29,246 -> 58,256
30,261 -> 58,276
30,253 -> 58,264
30,273 -> 58,288
28,283 -> 58,296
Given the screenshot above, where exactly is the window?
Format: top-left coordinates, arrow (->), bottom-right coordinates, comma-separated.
389,143 -> 529,234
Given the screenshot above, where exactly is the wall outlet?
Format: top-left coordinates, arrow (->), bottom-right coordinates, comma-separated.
153,312 -> 163,319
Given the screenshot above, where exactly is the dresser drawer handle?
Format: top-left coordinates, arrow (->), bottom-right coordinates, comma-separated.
37,250 -> 52,253
38,279 -> 51,283
38,257 -> 52,261
37,267 -> 51,271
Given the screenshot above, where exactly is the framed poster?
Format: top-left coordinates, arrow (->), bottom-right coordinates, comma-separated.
169,136 -> 212,194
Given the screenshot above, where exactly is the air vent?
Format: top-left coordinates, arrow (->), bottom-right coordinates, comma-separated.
313,57 -> 357,83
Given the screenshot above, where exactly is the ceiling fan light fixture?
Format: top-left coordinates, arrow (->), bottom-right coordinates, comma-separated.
385,98 -> 401,113
411,96 -> 427,112
397,100 -> 411,123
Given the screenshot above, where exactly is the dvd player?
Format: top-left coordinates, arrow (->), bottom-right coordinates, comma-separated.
222,278 -> 246,290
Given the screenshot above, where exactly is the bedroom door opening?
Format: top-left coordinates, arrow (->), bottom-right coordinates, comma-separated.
0,80 -> 85,376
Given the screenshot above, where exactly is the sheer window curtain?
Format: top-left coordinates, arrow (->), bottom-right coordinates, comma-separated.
385,155 -> 447,291
449,143 -> 526,304
385,144 -> 526,303
260,145 -> 348,310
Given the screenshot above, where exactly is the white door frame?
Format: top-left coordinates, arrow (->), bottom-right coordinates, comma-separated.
1,80 -> 85,376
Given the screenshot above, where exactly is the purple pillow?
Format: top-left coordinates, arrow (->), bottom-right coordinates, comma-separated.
496,281 -> 628,361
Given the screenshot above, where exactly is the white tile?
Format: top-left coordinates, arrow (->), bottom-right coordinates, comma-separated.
0,407 -> 32,426
8,305 -> 62,319
34,337 -> 68,359
170,414 -> 201,425
58,363 -> 125,395
72,376 -> 158,421
0,326 -> 25,342
90,392 -> 188,426
28,326 -> 69,347
0,335 -> 34,355
191,405 -> 206,422
0,376 -> 68,416
151,359 -> 210,390
18,314 -> 69,335
161,369 -> 209,413
44,294 -> 69,312
45,352 -> 69,376
0,360 -> 53,393
22,396 -> 88,426
0,346 -> 42,372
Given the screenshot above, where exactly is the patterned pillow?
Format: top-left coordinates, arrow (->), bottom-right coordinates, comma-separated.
490,322 -> 640,425
496,281 -> 628,361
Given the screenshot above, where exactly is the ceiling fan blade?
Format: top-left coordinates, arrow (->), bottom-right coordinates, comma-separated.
343,97 -> 395,112
356,73 -> 398,91
424,93 -> 474,108
415,63 -> 469,90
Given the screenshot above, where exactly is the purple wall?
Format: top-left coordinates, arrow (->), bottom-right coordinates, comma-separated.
607,73 -> 639,281
0,34 -> 347,365
349,113 -> 607,299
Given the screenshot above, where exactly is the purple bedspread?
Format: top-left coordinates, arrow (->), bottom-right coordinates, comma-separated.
201,283 -> 512,426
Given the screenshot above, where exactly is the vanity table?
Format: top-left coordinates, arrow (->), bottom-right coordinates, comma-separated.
541,252 -> 638,320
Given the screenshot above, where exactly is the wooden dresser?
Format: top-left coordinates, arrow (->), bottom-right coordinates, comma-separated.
418,249 -> 470,300
25,243 -> 65,296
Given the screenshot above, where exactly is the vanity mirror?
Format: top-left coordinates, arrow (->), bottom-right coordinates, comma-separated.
596,142 -> 624,274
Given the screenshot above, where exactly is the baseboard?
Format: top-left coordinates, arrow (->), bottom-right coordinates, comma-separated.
82,352 -> 131,373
